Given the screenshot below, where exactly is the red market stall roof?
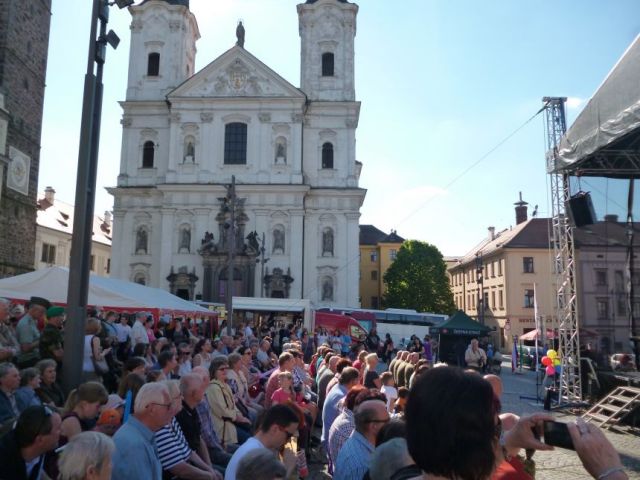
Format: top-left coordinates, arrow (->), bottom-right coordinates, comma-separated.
519,328 -> 556,342
0,266 -> 215,318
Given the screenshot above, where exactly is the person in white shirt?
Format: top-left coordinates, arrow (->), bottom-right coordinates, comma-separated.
379,371 -> 398,413
224,404 -> 299,480
131,312 -> 150,346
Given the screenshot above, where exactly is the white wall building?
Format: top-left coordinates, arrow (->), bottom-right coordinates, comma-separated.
36,187 -> 112,276
109,0 -> 365,306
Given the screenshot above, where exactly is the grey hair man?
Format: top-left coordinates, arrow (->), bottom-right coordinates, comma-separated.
111,382 -> 174,480
58,431 -> 115,480
236,447 -> 287,480
0,362 -> 21,426
0,298 -> 19,362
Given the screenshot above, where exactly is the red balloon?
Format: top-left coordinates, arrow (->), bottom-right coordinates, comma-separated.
541,356 -> 551,366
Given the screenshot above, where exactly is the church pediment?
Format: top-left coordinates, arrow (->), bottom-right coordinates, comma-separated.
169,46 -> 305,99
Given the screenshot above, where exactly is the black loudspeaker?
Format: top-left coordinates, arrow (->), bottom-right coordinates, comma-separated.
566,191 -> 596,227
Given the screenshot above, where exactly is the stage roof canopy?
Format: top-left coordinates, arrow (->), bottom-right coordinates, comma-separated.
555,34 -> 640,178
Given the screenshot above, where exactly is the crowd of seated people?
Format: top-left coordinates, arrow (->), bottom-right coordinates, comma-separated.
0,295 -> 632,480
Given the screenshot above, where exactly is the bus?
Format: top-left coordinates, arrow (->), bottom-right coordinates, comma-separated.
318,307 -> 449,348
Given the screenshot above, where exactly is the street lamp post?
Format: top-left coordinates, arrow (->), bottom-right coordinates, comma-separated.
224,176 -> 237,336
258,232 -> 269,297
475,251 -> 485,326
62,0 -> 132,394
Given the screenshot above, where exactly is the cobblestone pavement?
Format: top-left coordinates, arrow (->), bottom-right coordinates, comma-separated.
308,361 -> 640,479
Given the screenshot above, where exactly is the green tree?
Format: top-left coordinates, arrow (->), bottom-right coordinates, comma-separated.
383,240 -> 455,314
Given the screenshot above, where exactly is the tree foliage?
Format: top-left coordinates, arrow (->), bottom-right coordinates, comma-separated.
382,240 -> 456,314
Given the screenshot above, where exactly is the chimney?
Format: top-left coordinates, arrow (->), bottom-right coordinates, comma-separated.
44,186 -> 55,204
514,191 -> 528,225
103,211 -> 112,228
488,226 -> 495,241
604,214 -> 618,223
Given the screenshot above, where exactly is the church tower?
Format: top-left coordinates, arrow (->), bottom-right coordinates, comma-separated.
126,0 -> 199,101
297,0 -> 358,102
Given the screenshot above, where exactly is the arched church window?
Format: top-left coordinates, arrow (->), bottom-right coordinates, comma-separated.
135,227 -> 148,254
142,141 -> 155,168
147,52 -> 160,76
321,276 -> 334,301
322,228 -> 334,256
321,142 -> 333,169
322,52 -> 334,77
134,273 -> 146,286
224,122 -> 247,165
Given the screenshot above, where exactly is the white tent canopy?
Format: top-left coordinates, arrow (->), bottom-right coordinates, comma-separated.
557,34 -> 640,176
0,266 -> 213,317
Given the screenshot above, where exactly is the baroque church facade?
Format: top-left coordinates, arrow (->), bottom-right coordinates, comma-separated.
109,0 -> 365,307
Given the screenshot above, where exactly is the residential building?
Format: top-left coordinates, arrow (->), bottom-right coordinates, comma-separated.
449,197 -> 557,351
574,215 -> 640,355
109,0 -> 365,305
36,187 -> 112,277
359,225 -> 404,309
0,0 -> 53,277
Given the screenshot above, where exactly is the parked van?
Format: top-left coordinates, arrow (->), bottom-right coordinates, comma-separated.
313,311 -> 368,342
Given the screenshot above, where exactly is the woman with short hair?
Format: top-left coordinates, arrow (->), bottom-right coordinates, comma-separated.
82,318 -> 111,383
58,431 -> 115,480
35,358 -> 64,408
363,353 -> 381,389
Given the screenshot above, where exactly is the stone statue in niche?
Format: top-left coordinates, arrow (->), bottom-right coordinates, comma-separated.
184,141 -> 195,163
275,141 -> 286,164
322,279 -> 333,301
272,228 -> 285,254
322,229 -> 334,256
236,21 -> 245,48
136,228 -> 148,254
180,227 -> 191,253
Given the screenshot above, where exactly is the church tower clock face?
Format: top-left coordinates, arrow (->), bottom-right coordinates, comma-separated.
8,147 -> 30,195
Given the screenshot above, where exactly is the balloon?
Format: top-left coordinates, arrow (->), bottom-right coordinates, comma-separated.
553,359 -> 561,366
541,356 -> 552,366
546,349 -> 557,359
545,365 -> 556,376
555,365 -> 561,374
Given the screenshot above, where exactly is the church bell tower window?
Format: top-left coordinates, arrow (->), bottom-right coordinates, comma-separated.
147,52 -> 160,77
224,122 -> 248,165
321,52 -> 334,77
321,142 -> 334,169
142,141 -> 155,168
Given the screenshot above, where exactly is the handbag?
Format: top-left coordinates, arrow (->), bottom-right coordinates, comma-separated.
91,336 -> 110,375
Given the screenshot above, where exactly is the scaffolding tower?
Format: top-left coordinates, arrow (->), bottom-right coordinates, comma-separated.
543,96 -> 582,403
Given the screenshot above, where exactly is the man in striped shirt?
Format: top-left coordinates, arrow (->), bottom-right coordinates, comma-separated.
155,380 -> 221,480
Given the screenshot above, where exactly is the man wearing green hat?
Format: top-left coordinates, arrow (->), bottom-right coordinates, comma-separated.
39,306 -> 65,364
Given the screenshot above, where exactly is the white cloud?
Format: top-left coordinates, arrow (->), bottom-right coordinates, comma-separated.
566,96 -> 585,109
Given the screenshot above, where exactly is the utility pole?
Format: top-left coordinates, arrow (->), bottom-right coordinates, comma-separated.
476,251 -> 485,325
225,176 -> 236,336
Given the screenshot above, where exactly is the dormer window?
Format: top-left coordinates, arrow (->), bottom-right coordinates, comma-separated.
147,52 -> 160,77
322,52 -> 334,77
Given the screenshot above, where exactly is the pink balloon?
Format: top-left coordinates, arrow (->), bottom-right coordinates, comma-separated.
545,365 -> 556,376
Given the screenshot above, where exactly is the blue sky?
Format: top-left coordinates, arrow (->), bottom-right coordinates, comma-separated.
39,0 -> 640,256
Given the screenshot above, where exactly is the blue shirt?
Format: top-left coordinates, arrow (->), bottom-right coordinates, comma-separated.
111,416 -> 162,480
333,430 -> 375,480
321,384 -> 347,443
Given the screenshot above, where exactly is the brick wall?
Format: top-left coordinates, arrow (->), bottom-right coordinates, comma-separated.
0,0 -> 52,277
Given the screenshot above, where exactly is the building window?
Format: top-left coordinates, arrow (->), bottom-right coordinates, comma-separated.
370,251 -> 377,262
498,290 -> 504,309
614,270 -> 624,291
147,52 -> 160,76
142,141 -> 155,168
371,270 -> 378,281
224,122 -> 247,165
523,257 -> 534,273
498,260 -> 503,276
390,249 -> 397,261
106,258 -> 111,274
617,296 -> 626,316
321,52 -> 334,76
371,296 -> 379,309
483,292 -> 489,310
596,298 -> 609,320
491,291 -> 496,309
524,289 -> 534,308
322,228 -> 334,256
90,255 -> 95,272
41,243 -> 56,264
595,269 -> 608,286
321,142 -> 334,169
